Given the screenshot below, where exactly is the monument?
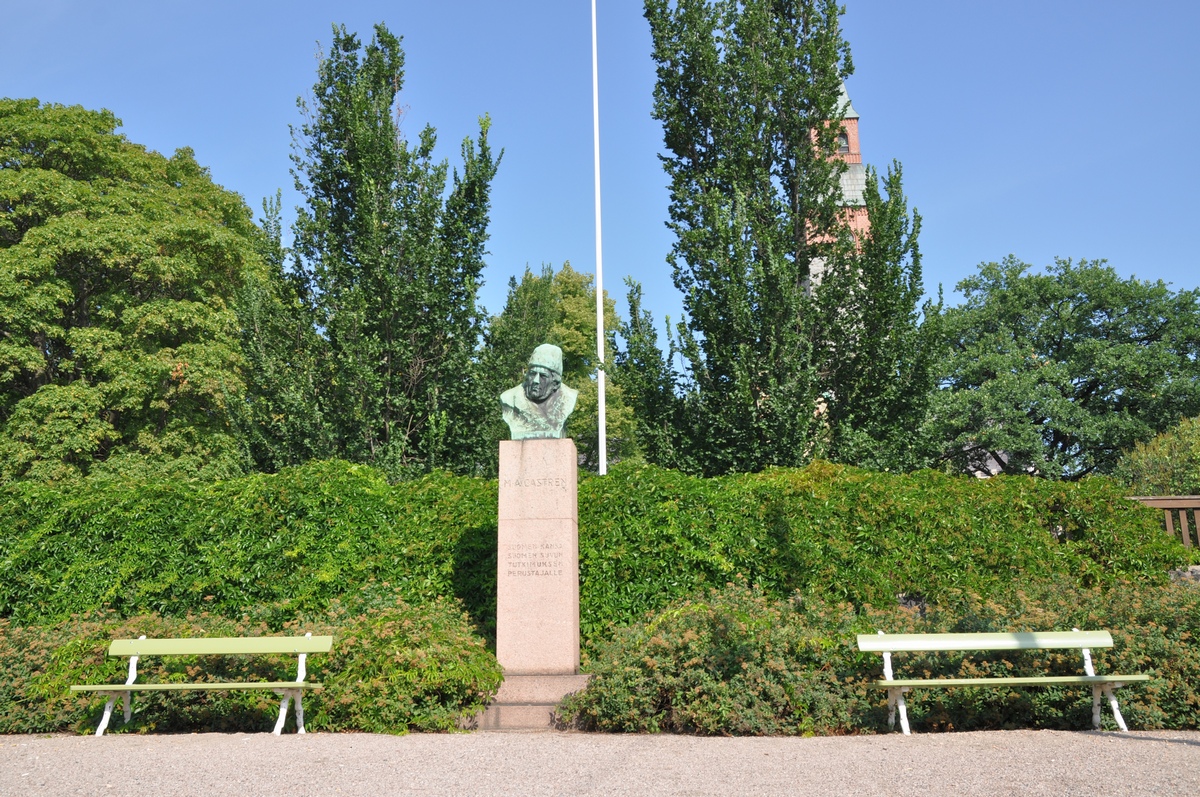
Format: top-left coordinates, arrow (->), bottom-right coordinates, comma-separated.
479,344 -> 589,730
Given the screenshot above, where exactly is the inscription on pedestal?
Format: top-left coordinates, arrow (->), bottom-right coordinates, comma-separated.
504,543 -> 566,578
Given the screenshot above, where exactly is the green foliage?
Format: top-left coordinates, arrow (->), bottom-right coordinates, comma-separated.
645,0 -> 853,475
231,192 -> 335,471
577,461 -> 1183,640
933,257 -> 1200,480
485,263 -> 634,471
813,163 -> 944,471
305,592 -> 501,733
560,584 -> 866,734
0,592 -> 500,734
614,279 -> 689,470
0,460 -> 498,631
0,459 -> 1185,651
559,580 -> 1200,734
289,24 -> 500,478
643,2 -> 938,476
1116,415 -> 1200,496
0,98 -> 263,484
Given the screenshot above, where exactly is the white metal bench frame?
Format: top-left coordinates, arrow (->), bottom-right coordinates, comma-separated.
857,629 -> 1149,735
71,633 -> 332,736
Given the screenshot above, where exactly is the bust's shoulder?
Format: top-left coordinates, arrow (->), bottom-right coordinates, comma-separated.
558,383 -> 579,413
500,384 -> 525,406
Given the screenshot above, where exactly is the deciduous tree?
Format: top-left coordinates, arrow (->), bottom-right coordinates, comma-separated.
645,0 -> 854,474
0,99 -> 261,483
934,257 -> 1200,479
290,24 -> 500,477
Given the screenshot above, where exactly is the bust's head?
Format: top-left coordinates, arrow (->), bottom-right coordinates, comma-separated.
523,344 -> 564,404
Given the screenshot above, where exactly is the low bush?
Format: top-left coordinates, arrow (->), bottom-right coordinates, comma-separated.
558,581 -> 1200,735
0,590 -> 500,734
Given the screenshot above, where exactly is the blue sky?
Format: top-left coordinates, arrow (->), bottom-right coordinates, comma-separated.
5,0 -> 1198,333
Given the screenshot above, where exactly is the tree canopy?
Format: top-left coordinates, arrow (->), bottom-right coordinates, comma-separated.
0,98 -> 262,483
285,23 -> 500,478
933,257 -> 1200,479
642,0 -> 937,475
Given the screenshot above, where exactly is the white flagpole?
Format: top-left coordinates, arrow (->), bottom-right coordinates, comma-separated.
591,0 -> 607,475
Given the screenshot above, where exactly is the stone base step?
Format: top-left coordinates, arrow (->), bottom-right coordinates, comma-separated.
473,674 -> 590,731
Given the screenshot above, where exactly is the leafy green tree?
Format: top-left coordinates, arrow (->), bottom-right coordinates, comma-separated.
645,0 -> 854,474
645,0 -> 936,475
614,279 -> 689,470
231,192 -> 334,471
933,257 -> 1200,479
1117,415 -> 1200,496
811,163 -> 944,471
0,99 -> 262,483
485,263 -> 634,470
290,24 -> 500,478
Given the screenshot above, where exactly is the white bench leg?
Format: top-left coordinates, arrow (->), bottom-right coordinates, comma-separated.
273,693 -> 291,735
896,689 -> 911,736
95,697 -> 117,736
886,687 -> 911,735
1105,685 -> 1129,732
294,690 -> 306,734
1092,685 -> 1102,730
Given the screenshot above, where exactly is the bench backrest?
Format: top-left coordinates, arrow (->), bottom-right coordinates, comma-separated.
108,636 -> 334,657
857,631 -> 1112,653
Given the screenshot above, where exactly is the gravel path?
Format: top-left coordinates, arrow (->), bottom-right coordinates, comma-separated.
2,729 -> 1197,796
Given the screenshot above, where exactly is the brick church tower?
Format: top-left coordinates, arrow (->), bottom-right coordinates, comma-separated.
835,82 -> 870,241
808,82 -> 869,285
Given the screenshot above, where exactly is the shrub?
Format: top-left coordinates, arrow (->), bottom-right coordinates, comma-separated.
577,462 -> 1184,641
559,584 -> 874,735
558,581 -> 1200,735
0,590 -> 500,734
0,459 -> 1188,655
1116,415 -> 1200,496
0,460 -> 498,632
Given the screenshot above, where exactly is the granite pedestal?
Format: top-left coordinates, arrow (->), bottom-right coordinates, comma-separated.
479,439 -> 587,730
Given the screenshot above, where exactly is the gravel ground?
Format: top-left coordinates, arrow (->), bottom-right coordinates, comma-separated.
2,729 -> 1197,796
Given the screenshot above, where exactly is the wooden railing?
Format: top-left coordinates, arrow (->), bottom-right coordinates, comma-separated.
1128,496 -> 1200,548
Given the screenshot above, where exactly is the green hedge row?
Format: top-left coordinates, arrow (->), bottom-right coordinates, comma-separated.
0,459 -> 1189,648
560,580 -> 1200,734
0,589 -> 501,734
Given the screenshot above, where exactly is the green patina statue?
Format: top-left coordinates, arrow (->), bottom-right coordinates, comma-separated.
500,344 -> 578,440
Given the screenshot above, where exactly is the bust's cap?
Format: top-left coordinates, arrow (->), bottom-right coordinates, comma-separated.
528,343 -> 563,376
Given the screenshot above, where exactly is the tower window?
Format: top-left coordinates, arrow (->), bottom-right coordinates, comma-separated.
836,132 -> 850,153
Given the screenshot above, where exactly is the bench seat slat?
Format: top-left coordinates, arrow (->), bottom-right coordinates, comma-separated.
107,636 -> 333,657
871,675 -> 1150,688
857,631 -> 1112,653
71,682 -> 322,692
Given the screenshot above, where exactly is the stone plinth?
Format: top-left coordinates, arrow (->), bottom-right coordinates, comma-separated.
475,674 -> 590,731
495,438 -> 580,675
482,439 -> 582,730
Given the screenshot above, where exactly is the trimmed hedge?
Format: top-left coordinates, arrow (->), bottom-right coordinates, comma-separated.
0,589 -> 501,734
558,581 -> 1200,734
0,459 -> 1188,649
577,461 -> 1187,639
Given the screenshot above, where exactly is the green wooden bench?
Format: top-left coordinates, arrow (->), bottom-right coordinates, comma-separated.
71,633 -> 333,736
857,629 -> 1149,735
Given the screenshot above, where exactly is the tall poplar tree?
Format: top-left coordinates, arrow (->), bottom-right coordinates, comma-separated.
645,0 -> 853,474
290,24 -> 500,477
811,162 -> 943,471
